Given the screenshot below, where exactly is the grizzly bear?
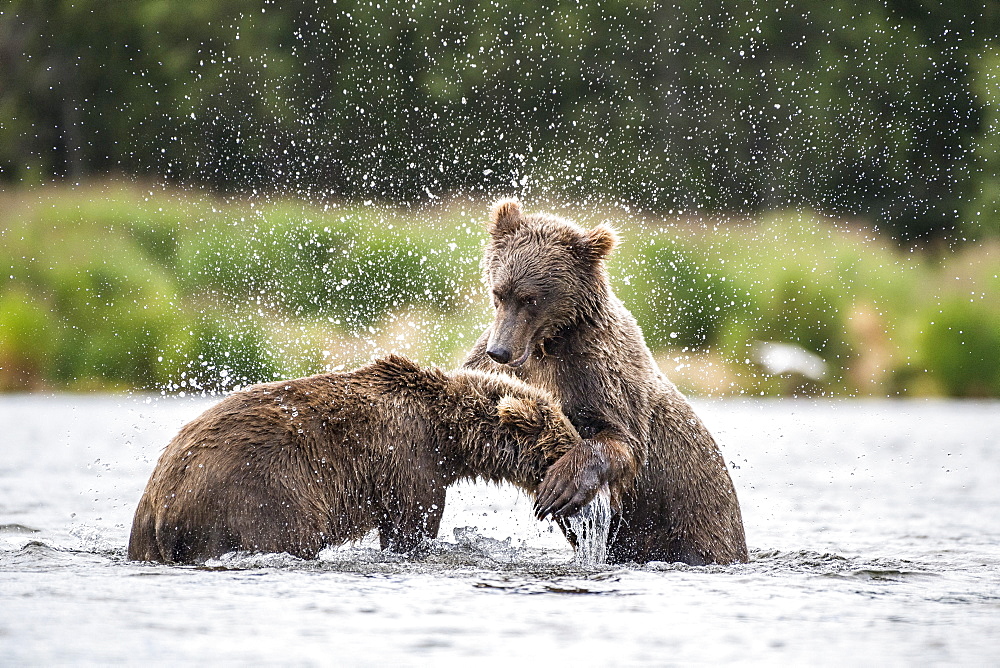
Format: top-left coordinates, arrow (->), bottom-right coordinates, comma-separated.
464,199 -> 748,565
127,355 -> 581,564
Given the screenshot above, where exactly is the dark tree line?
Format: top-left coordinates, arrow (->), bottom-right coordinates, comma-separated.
2,0 -> 998,239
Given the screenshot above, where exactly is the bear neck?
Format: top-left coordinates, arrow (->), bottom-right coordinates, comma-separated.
546,278 -> 624,353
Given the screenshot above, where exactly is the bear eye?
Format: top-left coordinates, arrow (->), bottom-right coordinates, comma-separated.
525,296 -> 538,307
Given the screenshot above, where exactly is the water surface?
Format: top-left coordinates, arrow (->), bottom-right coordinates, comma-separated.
1,395 -> 998,665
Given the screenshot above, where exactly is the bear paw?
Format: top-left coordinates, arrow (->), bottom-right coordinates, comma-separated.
534,440 -> 611,519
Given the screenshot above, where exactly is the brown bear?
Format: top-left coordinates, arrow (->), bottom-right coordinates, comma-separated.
464,199 -> 748,565
127,354 -> 582,564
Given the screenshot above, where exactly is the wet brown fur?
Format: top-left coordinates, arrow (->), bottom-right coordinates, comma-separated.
466,199 -> 748,565
128,355 -> 581,564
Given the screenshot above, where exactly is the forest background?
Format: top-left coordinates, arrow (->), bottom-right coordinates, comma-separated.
1,0 -> 998,397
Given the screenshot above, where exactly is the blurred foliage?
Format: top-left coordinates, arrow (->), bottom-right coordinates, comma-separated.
614,210 -> 1000,397
0,183 -> 485,392
0,182 -> 998,397
965,45 -> 1000,239
2,1 -> 999,239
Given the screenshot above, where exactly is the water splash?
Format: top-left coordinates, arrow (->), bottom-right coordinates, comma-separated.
567,485 -> 612,567
203,551 -> 306,570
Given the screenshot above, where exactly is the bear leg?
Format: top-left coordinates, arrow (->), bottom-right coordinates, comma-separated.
377,485 -> 447,554
127,493 -> 163,562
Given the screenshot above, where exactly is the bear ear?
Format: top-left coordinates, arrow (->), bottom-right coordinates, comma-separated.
497,395 -> 544,435
487,198 -> 523,238
577,223 -> 619,263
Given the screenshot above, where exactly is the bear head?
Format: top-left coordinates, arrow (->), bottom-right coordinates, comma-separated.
482,198 -> 618,367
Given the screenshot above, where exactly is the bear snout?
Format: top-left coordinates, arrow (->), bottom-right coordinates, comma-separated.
486,343 -> 512,365
486,310 -> 536,367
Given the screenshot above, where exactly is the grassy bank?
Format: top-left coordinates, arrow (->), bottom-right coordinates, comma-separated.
1,181 -> 997,397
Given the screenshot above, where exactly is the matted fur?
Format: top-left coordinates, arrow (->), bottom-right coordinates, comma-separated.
128,355 -> 580,564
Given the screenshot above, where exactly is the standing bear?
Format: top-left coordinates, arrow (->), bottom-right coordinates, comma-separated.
128,355 -> 582,564
464,199 -> 748,565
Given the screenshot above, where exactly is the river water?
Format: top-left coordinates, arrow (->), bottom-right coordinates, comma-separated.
1,395 -> 998,665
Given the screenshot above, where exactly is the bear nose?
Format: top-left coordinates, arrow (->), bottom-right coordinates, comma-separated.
487,345 -> 512,365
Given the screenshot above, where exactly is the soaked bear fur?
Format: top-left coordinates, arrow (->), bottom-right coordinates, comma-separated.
464,199 -> 748,565
128,355 -> 581,564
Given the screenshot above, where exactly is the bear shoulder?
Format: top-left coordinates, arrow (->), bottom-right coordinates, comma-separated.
356,354 -> 450,397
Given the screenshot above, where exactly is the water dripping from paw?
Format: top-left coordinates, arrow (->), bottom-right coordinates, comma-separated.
567,484 -> 612,567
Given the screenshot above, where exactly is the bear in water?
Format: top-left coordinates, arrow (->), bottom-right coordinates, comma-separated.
464,199 -> 748,565
128,355 -> 581,564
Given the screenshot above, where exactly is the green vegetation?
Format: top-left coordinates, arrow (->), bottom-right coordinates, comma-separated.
1,182 -> 997,397
616,212 -> 1000,397
0,182 -> 486,392
3,1 -> 999,239
2,1 -> 997,397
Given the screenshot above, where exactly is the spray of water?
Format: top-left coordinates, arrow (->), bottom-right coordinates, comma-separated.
567,484 -> 612,567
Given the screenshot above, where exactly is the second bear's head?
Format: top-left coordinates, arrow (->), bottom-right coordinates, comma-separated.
481,198 -> 619,367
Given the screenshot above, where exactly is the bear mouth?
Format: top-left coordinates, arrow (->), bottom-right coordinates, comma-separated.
506,345 -> 533,368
